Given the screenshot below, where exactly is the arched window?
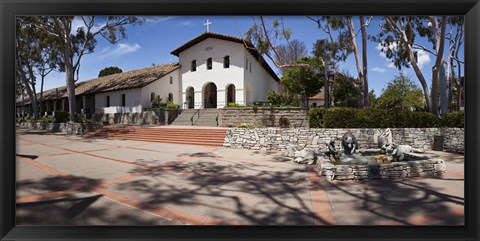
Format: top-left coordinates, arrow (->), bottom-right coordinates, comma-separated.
207,58 -> 212,70
168,93 -> 173,102
191,60 -> 196,72
223,56 -> 230,68
150,92 -> 156,102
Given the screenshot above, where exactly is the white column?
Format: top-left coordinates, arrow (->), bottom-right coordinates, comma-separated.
236,88 -> 245,106
46,102 -> 50,116
61,99 -> 66,111
194,90 -> 202,109
53,100 -> 57,112
217,89 -> 226,108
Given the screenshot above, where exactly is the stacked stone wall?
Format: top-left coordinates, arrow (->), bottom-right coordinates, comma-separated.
20,122 -> 103,135
224,128 -> 464,153
220,108 -> 309,128
93,110 -> 180,125
316,158 -> 447,181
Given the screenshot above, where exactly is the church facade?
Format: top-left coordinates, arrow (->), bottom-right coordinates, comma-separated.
17,32 -> 281,116
170,32 -> 280,109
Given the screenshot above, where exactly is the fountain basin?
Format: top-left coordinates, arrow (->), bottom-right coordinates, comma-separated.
316,150 -> 447,181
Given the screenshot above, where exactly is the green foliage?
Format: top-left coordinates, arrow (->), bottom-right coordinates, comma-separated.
166,101 -> 180,109
227,103 -> 241,107
267,90 -> 295,107
74,114 -> 93,124
36,116 -> 55,123
53,111 -> 70,123
98,66 -> 122,77
376,74 -> 425,110
332,74 -> 362,108
308,108 -> 328,128
440,111 -> 464,128
237,123 -> 254,128
151,95 -> 165,108
280,57 -> 323,101
308,107 -> 441,128
368,90 -> 378,109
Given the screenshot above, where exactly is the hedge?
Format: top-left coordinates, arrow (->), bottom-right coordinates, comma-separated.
309,108 -> 463,128
441,111 -> 464,128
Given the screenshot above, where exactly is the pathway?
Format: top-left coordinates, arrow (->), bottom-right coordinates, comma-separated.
15,127 -> 464,225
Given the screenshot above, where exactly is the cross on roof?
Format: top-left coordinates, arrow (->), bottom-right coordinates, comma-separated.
204,19 -> 212,32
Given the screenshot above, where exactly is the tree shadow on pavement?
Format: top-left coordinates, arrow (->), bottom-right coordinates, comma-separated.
115,158 -> 325,225
323,178 -> 464,225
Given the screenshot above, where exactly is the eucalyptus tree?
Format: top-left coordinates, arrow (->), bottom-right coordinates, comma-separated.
445,16 -> 464,111
98,66 -> 123,77
371,16 -> 448,115
245,17 -> 311,69
15,17 -> 45,118
34,16 -> 142,122
307,16 -> 373,108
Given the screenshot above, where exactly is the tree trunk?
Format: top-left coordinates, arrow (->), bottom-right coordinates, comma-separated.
66,67 -> 76,123
430,16 -> 447,116
39,72 -> 45,115
347,17 -> 365,108
61,19 -> 76,123
360,16 -> 369,109
22,78 -> 39,119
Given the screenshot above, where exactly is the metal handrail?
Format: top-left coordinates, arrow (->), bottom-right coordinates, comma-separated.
190,104 -> 204,125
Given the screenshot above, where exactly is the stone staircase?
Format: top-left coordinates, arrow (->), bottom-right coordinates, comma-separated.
170,108 -> 221,127
85,125 -> 227,147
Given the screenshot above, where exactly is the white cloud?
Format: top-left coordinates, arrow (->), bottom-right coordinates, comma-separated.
387,62 -> 396,69
179,21 -> 195,27
70,16 -> 105,34
416,49 -> 431,69
376,42 -> 397,59
371,67 -> 386,73
144,16 -> 175,23
99,43 -> 141,58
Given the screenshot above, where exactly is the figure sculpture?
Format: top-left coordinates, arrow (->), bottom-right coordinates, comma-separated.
341,131 -> 358,155
325,140 -> 339,164
390,143 -> 405,162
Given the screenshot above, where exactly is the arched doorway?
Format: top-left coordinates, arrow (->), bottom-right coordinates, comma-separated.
226,84 -> 236,104
186,87 -> 194,109
203,82 -> 217,108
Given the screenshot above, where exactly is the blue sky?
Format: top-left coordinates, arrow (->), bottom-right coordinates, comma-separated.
38,16 -> 464,96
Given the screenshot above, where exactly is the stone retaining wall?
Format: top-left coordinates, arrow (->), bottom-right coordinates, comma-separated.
224,128 -> 464,152
93,110 -> 180,126
316,158 -> 447,181
220,108 -> 309,128
20,122 -> 103,135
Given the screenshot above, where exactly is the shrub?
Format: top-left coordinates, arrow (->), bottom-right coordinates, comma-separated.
151,95 -> 164,108
37,116 -> 55,123
308,108 -> 327,128
166,101 -> 180,109
236,123 -> 254,128
309,107 -> 442,128
53,111 -> 70,123
441,111 -> 464,128
227,102 -> 241,107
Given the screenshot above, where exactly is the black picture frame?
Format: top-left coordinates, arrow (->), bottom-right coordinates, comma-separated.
1,0 -> 479,240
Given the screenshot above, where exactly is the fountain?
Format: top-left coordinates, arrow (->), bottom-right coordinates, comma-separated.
289,129 -> 447,181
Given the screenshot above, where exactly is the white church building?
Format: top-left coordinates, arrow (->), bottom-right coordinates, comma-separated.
16,32 -> 281,116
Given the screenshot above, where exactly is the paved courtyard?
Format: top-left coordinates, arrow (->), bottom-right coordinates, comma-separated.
16,127 -> 464,225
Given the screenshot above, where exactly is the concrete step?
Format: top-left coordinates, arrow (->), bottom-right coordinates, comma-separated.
87,126 -> 227,146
